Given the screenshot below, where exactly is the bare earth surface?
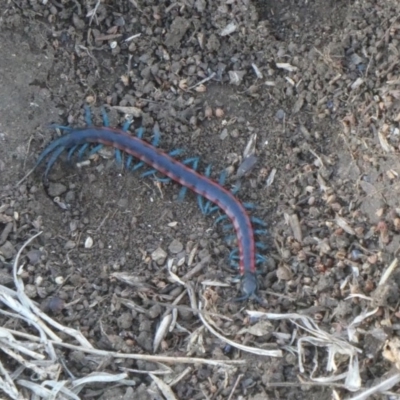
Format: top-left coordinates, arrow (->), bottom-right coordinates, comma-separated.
2,0 -> 400,399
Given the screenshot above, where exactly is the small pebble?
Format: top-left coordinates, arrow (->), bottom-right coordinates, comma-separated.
0,241 -> 15,259
26,249 -> 42,265
168,239 -> 183,254
47,183 -> 67,197
151,247 -> 167,264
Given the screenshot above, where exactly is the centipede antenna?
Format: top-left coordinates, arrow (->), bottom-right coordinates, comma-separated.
36,137 -> 66,167
101,107 -> 110,127
44,146 -> 66,178
84,105 -> 93,126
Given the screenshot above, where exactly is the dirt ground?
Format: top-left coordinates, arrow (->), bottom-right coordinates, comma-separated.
2,0 -> 400,399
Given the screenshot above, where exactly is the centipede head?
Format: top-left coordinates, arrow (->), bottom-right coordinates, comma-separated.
233,272 -> 267,305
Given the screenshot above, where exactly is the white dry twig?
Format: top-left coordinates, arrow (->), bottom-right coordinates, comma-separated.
247,311 -> 362,391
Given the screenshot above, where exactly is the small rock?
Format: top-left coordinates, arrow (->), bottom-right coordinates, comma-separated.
47,183 -> 67,197
42,296 -> 65,314
136,331 -> 153,352
25,284 -> 37,298
117,312 -> 133,329
148,304 -> 161,319
84,236 -> 93,249
65,191 -> 76,203
151,247 -> 167,264
168,239 -> 183,254
275,109 -> 286,121
26,249 -> 42,265
0,222 -> 13,245
118,198 -> 128,208
0,241 -> 15,259
64,240 -> 76,250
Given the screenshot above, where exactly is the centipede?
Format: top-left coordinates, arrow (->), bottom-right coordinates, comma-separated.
34,107 -> 268,302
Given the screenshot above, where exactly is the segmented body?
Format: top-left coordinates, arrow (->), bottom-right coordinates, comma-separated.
36,121 -> 261,300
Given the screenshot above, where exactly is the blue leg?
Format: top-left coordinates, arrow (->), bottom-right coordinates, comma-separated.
115,149 -> 123,165
84,105 -> 92,126
169,149 -> 184,157
126,155 -> 134,170
256,242 -> 267,250
243,202 -> 256,210
256,254 -> 267,264
207,205 -> 219,214
224,235 -> 236,243
218,170 -> 227,185
222,224 -> 233,231
215,215 -> 228,225
251,217 -> 267,227
136,127 -> 145,138
230,262 -> 239,270
229,249 -> 239,261
122,119 -> 132,131
67,145 -> 79,161
183,157 -> 199,169
255,229 -> 268,236
176,157 -> 199,202
44,146 -> 65,178
141,169 -> 156,178
197,196 -> 207,214
178,186 -> 188,202
88,144 -> 104,157
152,125 -> 161,147
50,124 -> 73,131
201,165 -> 213,213
101,107 -> 110,127
132,161 -> 144,171
155,177 -> 171,183
78,144 -> 89,160
231,182 -> 241,195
